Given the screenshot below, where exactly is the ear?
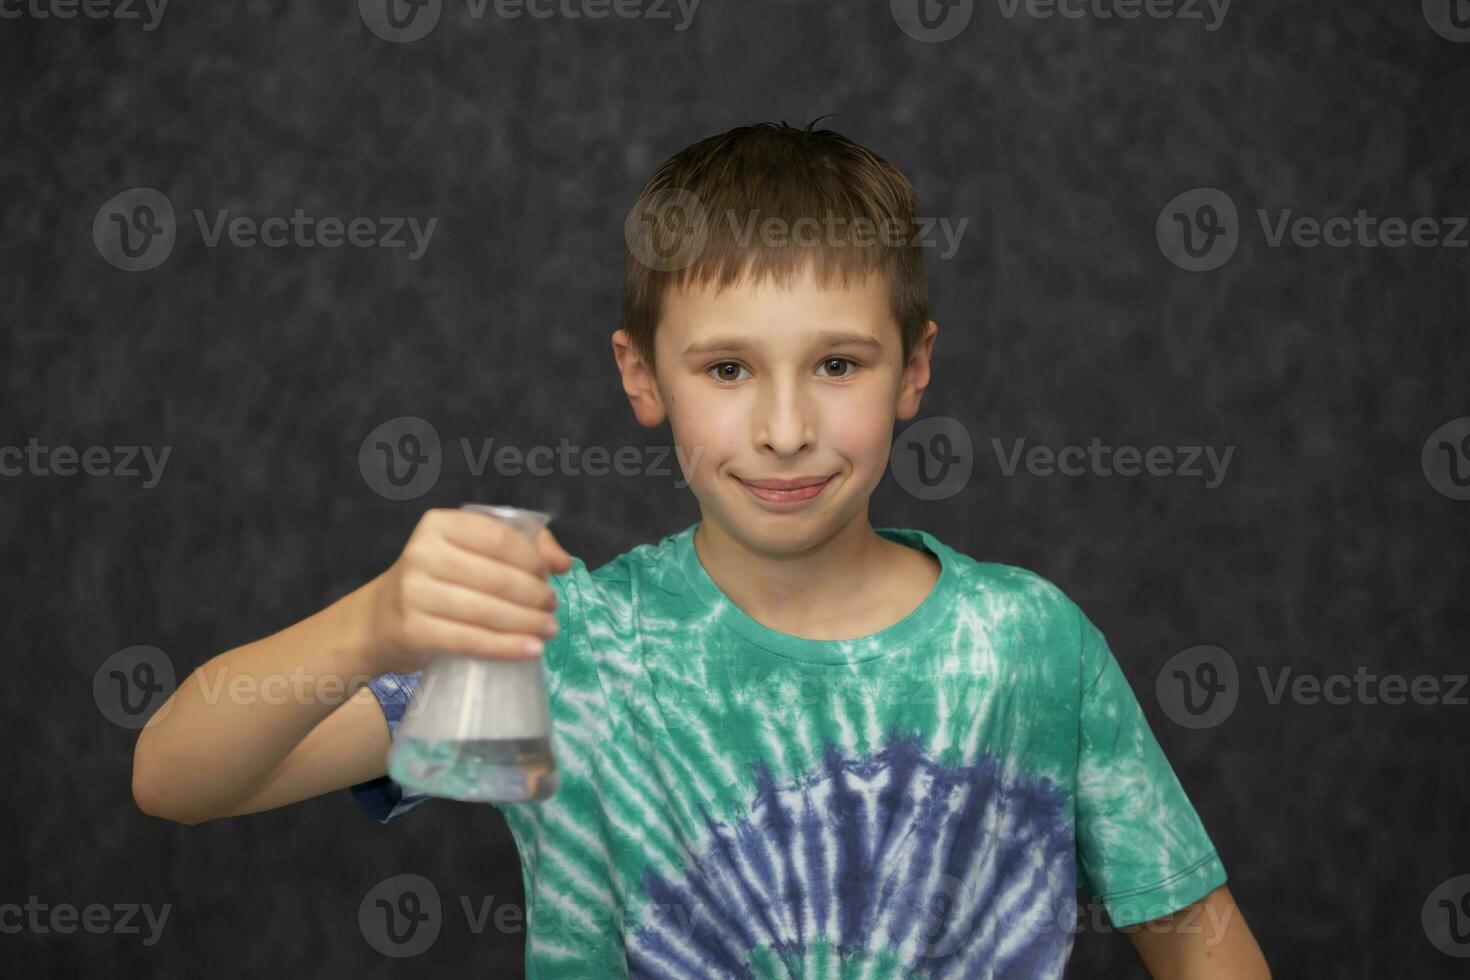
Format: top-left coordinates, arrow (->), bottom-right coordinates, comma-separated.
895,320 -> 938,422
612,329 -> 667,428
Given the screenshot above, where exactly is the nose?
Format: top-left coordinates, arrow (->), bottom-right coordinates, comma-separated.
754,375 -> 815,458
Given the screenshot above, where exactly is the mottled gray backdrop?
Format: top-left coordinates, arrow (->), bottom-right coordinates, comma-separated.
3,0 -> 1468,976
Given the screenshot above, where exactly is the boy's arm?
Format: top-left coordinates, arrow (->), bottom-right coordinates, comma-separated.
131,576 -> 392,825
133,510 -> 570,826
1124,884 -> 1271,979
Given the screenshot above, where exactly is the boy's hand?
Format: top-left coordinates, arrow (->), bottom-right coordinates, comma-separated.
361,508 -> 574,677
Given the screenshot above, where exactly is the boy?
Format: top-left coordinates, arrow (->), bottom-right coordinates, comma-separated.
132,121 -> 1270,978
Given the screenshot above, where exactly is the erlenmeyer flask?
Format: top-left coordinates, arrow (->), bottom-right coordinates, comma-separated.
386,503 -> 559,803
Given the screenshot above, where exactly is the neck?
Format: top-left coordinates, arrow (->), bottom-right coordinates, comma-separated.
692,510 -> 890,636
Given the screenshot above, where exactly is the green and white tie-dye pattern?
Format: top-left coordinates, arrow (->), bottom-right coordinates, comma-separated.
351,523 -> 1227,978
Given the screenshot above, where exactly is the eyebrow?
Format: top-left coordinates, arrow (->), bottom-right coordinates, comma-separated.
681,330 -> 886,357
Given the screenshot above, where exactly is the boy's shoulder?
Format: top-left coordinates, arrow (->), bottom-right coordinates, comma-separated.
915,527 -> 1093,640
553,524 -> 695,589
545,525 -> 697,619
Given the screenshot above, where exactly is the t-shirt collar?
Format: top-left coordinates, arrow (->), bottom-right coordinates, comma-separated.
669,522 -> 958,666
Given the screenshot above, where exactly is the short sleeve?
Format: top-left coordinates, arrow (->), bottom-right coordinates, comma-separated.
349,671 -> 432,824
1073,608 -> 1228,927
348,565 -> 583,824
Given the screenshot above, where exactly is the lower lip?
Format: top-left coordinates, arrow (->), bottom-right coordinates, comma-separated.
737,476 -> 833,508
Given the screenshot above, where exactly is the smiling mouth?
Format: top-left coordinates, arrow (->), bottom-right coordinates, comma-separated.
735,474 -> 834,505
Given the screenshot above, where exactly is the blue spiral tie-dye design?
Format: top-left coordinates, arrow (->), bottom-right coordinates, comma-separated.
631,731 -> 1074,978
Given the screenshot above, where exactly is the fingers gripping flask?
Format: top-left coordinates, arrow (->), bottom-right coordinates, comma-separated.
387,504 -> 559,803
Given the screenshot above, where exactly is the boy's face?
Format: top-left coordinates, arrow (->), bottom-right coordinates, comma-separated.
613,262 -> 937,556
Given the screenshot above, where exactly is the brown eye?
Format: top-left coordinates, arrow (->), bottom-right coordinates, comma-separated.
708,362 -> 749,383
818,357 -> 856,379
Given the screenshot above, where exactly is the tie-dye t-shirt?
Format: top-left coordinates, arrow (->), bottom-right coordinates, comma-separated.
350,523 -> 1227,978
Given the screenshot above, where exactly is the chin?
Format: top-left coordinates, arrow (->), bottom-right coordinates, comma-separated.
706,477 -> 866,553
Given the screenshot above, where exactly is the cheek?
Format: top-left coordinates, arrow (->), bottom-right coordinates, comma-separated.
665,389 -> 740,470
824,399 -> 896,467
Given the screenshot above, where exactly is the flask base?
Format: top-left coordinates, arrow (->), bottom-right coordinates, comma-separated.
388,736 -> 558,803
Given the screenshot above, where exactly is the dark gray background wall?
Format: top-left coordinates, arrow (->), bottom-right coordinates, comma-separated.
3,0 -> 1468,976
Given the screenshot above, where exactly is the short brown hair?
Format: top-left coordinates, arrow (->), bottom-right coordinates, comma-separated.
621,119 -> 930,375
